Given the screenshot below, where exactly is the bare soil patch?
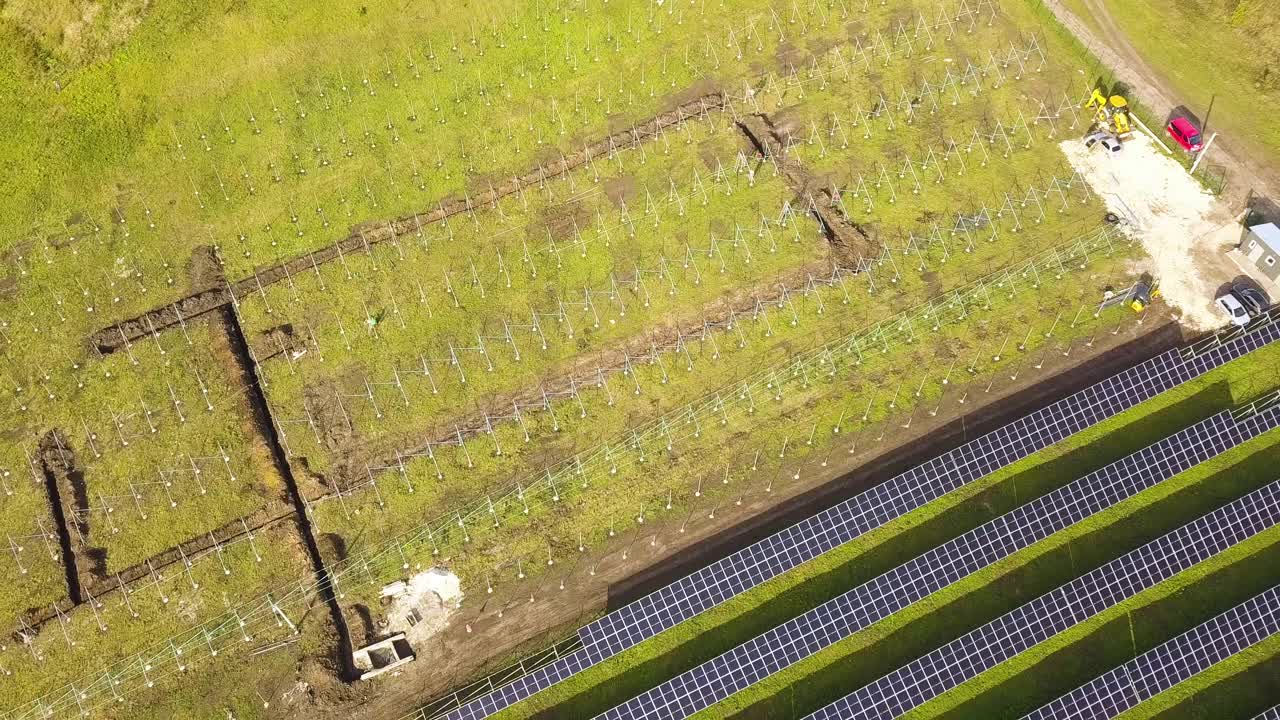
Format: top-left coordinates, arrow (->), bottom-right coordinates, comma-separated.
736,112 -> 877,267
187,244 -> 224,291
1061,134 -> 1240,330
379,569 -> 463,649
2,0 -> 150,64
602,174 -> 637,208
528,198 -> 592,243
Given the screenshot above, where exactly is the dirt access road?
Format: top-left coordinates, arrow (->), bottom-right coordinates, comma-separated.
1043,0 -> 1280,206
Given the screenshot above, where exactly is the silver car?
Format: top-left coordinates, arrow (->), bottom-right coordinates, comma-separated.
1232,284 -> 1270,317
1084,131 -> 1122,155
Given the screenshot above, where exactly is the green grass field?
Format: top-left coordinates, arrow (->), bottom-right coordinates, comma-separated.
0,440 -> 68,622
0,521 -> 317,719
6,0 -> 1272,718
0,0 -> 852,685
280,0 -> 1119,607
323,234 -> 1138,621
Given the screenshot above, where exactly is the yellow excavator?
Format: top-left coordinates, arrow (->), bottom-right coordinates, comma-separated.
1085,88 -> 1133,137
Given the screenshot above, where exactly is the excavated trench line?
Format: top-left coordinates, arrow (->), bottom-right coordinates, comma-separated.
89,92 -> 728,354
735,112 -> 876,263
300,257 -> 845,492
36,432 -> 85,606
13,311 -> 335,651
14,506 -> 294,632
218,304 -> 358,680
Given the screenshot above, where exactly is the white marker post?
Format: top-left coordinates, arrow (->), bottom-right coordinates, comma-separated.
1131,115 -> 1173,154
1190,132 -> 1219,174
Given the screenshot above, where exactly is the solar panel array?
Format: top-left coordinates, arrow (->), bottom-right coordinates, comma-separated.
437,649 -> 597,720
578,321 -> 1280,664
804,478 -> 1280,720
592,408 -> 1280,720
1255,706 -> 1280,720
442,321 -> 1280,720
1023,584 -> 1280,720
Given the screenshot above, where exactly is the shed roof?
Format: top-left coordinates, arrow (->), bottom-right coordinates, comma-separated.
1250,223 -> 1280,256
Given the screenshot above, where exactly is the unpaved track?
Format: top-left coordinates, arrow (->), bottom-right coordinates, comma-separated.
1042,0 -> 1280,205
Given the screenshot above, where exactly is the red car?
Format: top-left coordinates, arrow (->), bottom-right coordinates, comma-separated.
1166,117 -> 1203,152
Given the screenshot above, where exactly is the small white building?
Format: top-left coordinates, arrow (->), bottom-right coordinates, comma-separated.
1240,223 -> 1280,283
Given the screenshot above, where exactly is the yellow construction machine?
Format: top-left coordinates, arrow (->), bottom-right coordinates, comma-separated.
1086,88 -> 1133,137
1099,276 -> 1160,313
1128,279 -> 1160,313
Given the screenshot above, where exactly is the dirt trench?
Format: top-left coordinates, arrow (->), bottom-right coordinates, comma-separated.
13,505 -> 297,635
35,431 -> 92,605
289,257 -> 837,492
218,302 -> 359,681
88,92 -> 729,354
11,301 -> 378,676
735,112 -> 878,267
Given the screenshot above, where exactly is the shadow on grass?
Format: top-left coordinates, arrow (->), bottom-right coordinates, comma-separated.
933,509 -> 1280,720
930,442 -> 1280,720
1151,642 -> 1280,720
733,427 -> 1280,720
531,381 -> 1232,719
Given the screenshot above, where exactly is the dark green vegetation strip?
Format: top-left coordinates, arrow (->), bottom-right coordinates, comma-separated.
1137,634 -> 1280,720
497,341 -> 1280,719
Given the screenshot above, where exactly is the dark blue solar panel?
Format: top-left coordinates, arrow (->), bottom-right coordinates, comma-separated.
806,478 -> 1280,720
441,320 -> 1280,720
442,650 -> 595,720
1022,584 -> 1280,720
1254,706 -> 1280,720
594,409 -> 1280,720
579,322 -> 1280,665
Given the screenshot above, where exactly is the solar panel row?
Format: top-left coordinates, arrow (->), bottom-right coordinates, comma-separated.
804,477 -> 1280,720
439,650 -> 601,720
1255,706 -> 1280,720
593,408 -> 1280,720
579,322 -> 1280,663
442,321 -> 1280,720
1022,584 -> 1280,720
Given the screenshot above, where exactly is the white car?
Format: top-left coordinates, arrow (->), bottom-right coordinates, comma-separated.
1216,293 -> 1251,327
